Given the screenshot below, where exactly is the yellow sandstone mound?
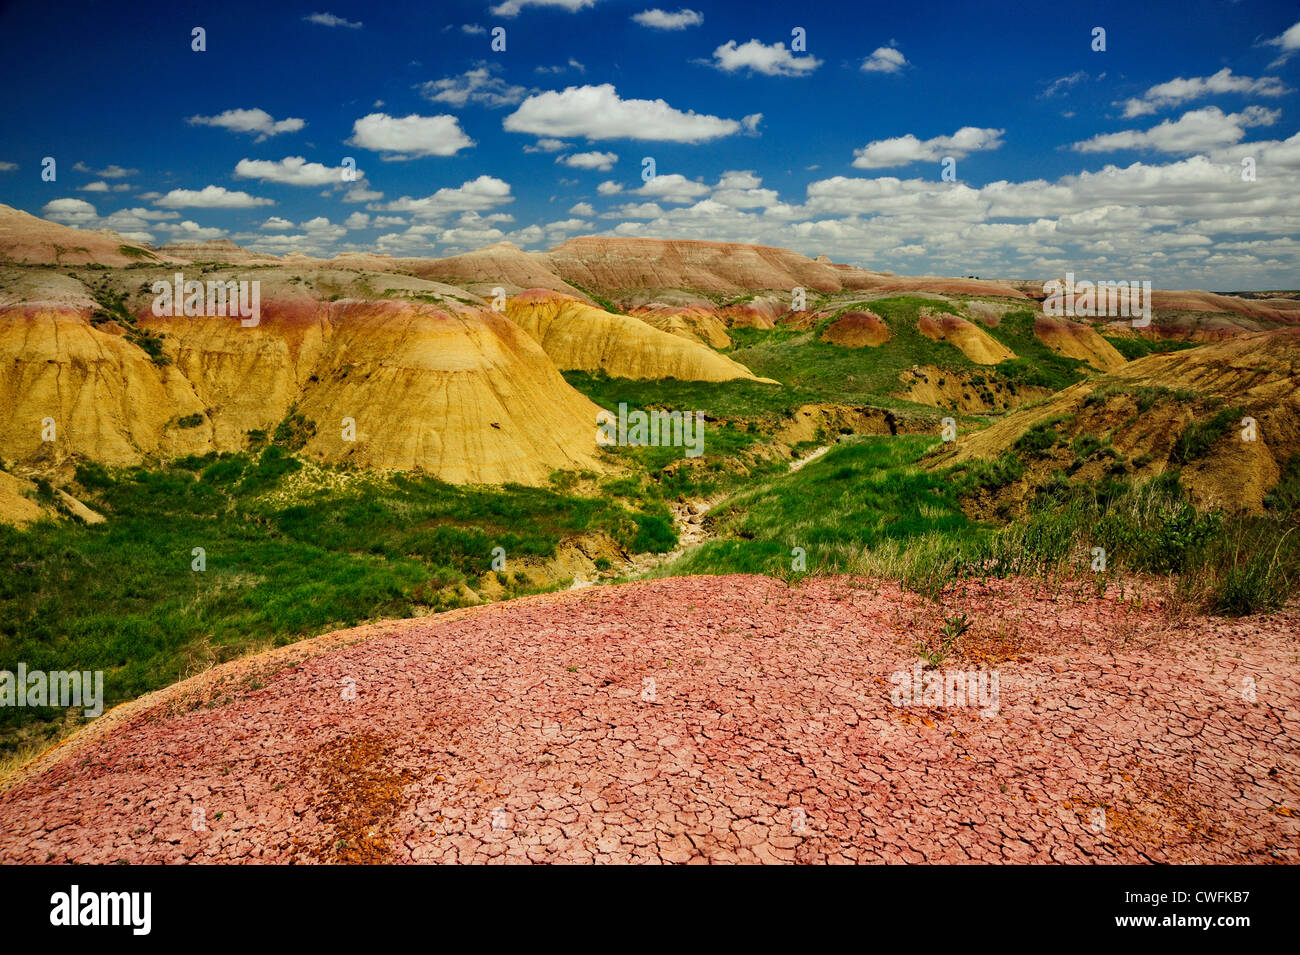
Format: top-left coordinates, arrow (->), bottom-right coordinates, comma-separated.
505,290 -> 776,383
627,305 -> 732,348
0,471 -> 50,526
142,298 -> 333,451
1034,315 -> 1127,371
931,331 -> 1300,513
0,306 -> 213,466
916,309 -> 1015,365
291,301 -> 607,484
0,299 -> 610,486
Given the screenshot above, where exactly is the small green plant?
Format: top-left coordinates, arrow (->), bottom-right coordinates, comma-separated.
941,612 -> 971,640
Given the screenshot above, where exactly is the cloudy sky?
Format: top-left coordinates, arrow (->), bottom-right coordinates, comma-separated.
2,0 -> 1299,289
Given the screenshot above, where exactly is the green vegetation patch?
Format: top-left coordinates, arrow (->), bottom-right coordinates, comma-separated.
1103,336 -> 1199,361
0,451 -> 675,756
1171,405 -> 1246,465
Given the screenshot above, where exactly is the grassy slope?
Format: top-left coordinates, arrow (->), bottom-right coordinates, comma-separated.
0,449 -> 674,755
724,298 -> 1090,413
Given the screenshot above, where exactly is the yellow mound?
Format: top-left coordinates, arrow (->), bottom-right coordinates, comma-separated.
292,302 -> 607,484
0,306 -> 213,467
0,300 -> 610,486
916,309 -> 1015,365
142,299 -> 331,451
629,307 -> 732,348
0,471 -> 47,526
506,291 -> 775,383
1034,316 -> 1127,371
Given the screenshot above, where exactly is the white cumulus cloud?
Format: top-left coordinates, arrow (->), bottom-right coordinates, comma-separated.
861,46 -> 907,74
504,84 -> 740,142
348,112 -> 474,158
377,175 -> 514,218
187,108 -> 306,141
1117,68 -> 1288,118
710,39 -> 821,76
559,151 -> 617,170
234,156 -> 360,186
491,0 -> 600,17
419,66 -> 528,108
155,186 -> 274,209
852,126 -> 1004,169
1072,106 -> 1278,154
632,8 -> 702,29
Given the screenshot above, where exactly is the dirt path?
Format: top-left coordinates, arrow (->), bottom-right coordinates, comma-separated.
587,443 -> 833,585
788,444 -> 830,473
2,575 -> 1295,864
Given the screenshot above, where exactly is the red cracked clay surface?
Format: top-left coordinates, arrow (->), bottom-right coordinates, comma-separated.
1,575 -> 1297,865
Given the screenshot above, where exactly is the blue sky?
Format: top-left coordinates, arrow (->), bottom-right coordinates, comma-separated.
2,0 -> 1298,289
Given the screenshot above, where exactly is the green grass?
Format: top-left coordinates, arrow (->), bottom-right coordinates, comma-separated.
721,299 -> 1090,413
668,434 -> 973,578
0,451 -> 675,756
666,433 -> 1297,611
563,371 -> 807,421
724,297 -> 975,404
1103,335 -> 1200,361
1171,405 -> 1246,464
982,310 -> 1090,392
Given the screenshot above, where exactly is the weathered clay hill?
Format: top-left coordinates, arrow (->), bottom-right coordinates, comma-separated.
155,239 -> 281,266
542,236 -> 852,296
400,241 -> 590,299
931,331 -> 1300,514
0,298 -> 608,485
2,201 -> 1297,488
0,204 -> 176,267
505,290 -> 774,382
2,575 -> 1295,864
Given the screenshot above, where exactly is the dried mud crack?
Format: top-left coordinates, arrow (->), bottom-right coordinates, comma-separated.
0,575 -> 1296,864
